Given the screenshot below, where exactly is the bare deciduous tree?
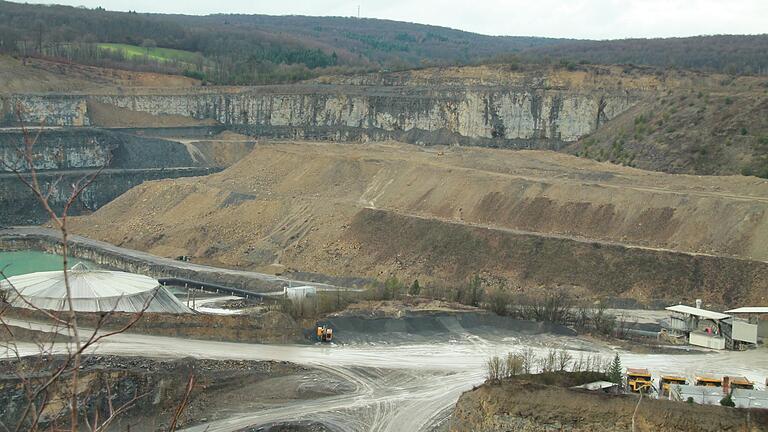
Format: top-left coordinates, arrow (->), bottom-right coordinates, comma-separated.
0,105 -> 192,431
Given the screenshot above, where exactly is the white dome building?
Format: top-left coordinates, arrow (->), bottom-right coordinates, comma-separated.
0,264 -> 191,314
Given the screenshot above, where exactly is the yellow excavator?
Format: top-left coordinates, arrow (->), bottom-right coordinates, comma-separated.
315,324 -> 333,342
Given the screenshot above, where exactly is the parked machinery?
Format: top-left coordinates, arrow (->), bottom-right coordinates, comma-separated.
695,375 -> 723,387
626,368 -> 653,393
315,323 -> 333,342
728,376 -> 754,390
660,375 -> 688,397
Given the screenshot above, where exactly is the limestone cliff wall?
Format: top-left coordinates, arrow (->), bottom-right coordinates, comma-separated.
0,128 -> 217,224
0,129 -> 113,171
1,94 -> 89,126
3,85 -> 640,146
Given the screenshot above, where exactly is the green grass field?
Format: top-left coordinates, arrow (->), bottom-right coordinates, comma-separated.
97,43 -> 202,64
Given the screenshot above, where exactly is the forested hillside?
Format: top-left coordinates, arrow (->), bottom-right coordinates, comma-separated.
525,36 -> 768,76
0,1 -> 766,85
567,75 -> 768,177
0,1 -> 563,84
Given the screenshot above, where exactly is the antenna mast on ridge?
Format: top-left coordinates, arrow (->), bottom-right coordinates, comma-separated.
357,5 -> 361,19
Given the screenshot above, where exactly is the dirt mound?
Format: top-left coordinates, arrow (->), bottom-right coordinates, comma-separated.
87,99 -> 217,127
69,141 -> 768,304
332,299 -> 478,318
5,306 -> 302,344
185,133 -> 258,167
0,324 -> 71,344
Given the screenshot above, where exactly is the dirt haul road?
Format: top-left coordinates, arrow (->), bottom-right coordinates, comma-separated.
5,318 -> 768,432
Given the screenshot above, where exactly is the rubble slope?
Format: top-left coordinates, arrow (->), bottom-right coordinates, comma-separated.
70,141 -> 768,304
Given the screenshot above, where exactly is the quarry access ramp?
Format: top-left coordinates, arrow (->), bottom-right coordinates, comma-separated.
0,226 -> 345,294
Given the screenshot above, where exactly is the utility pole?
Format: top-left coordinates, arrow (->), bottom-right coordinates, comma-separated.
357,5 -> 360,19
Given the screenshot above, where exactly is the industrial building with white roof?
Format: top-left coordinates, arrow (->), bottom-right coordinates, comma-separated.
0,263 -> 191,314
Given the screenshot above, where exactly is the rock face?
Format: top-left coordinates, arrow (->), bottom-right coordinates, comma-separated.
84,88 -> 635,146
0,128 -> 218,224
2,66 -> 650,148
0,128 -> 198,171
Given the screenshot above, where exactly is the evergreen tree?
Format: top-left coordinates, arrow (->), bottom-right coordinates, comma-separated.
607,353 -> 623,387
409,279 -> 421,296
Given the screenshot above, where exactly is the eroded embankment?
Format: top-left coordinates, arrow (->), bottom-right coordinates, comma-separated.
4,306 -> 303,344
450,374 -> 768,431
345,208 -> 768,306
67,142 -> 768,306
0,356 -> 341,431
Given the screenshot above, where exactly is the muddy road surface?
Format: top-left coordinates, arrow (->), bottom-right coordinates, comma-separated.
5,318 -> 768,432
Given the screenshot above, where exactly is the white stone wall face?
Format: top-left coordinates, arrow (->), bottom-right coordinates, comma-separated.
6,88 -> 639,143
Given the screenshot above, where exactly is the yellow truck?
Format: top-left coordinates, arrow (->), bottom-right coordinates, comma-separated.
728,376 -> 754,390
695,375 -> 722,387
660,375 -> 687,397
627,368 -> 653,393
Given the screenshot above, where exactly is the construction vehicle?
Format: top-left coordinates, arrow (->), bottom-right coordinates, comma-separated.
695,375 -> 722,387
660,375 -> 687,397
315,323 -> 333,343
626,368 -> 653,393
728,376 -> 754,390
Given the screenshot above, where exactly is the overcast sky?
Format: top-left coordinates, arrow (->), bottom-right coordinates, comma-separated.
27,0 -> 768,39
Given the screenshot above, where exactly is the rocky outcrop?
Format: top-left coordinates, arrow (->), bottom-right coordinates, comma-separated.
1,94 -> 89,126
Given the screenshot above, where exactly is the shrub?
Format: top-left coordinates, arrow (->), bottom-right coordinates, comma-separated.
505,353 -> 524,376
489,289 -> 510,316
456,275 -> 483,307
720,392 -> 736,407
409,279 -> 421,296
521,347 -> 537,374
486,355 -> 505,382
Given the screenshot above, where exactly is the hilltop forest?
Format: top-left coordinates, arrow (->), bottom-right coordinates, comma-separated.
0,1 -> 767,85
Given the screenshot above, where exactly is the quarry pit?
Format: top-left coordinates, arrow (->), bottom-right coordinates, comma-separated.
2,57 -> 768,432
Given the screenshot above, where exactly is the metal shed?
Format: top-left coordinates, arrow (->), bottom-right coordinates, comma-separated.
725,307 -> 768,341
664,304 -> 729,350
